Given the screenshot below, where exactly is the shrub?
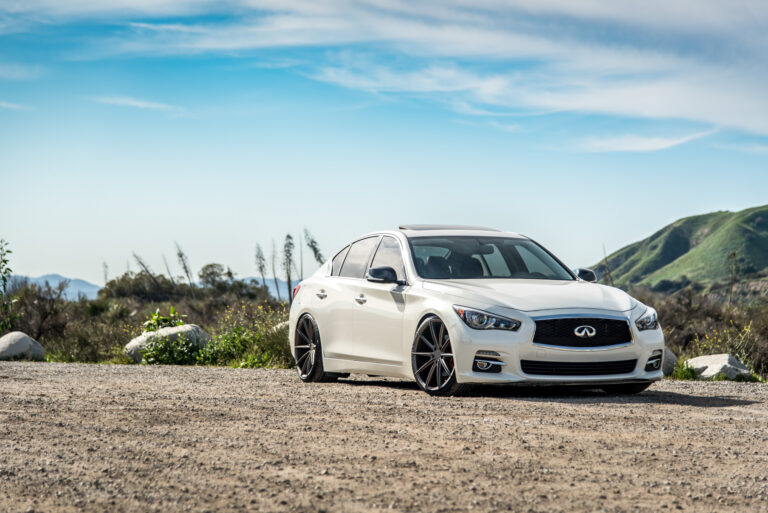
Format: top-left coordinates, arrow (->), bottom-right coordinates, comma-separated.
141,334 -> 200,365
671,360 -> 698,380
691,321 -> 758,372
710,372 -> 760,383
143,306 -> 185,332
0,239 -> 19,336
198,303 -> 291,368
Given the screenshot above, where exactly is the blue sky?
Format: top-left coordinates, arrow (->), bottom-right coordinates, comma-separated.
1,1 -> 767,285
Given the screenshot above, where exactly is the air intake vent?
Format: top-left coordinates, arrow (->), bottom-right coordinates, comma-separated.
520,359 -> 637,376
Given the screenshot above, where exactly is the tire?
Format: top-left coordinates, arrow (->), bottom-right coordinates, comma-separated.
411,316 -> 469,396
602,382 -> 652,395
294,314 -> 336,383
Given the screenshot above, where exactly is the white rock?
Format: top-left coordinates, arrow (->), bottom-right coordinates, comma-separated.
124,324 -> 211,363
0,331 -> 45,361
686,353 -> 751,380
662,348 -> 678,376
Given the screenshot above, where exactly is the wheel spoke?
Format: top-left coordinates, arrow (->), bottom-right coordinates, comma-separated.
429,321 -> 438,346
425,361 -> 436,386
435,360 -> 442,385
412,351 -> 433,356
438,323 -> 445,350
294,344 -> 311,350
297,351 -> 310,366
418,334 -> 435,351
306,320 -> 315,342
297,330 -> 311,344
440,358 -> 451,376
416,357 -> 434,375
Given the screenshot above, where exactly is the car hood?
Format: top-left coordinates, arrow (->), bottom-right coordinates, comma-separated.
421,279 -> 636,313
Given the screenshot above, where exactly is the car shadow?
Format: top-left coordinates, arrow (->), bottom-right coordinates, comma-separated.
338,378 -> 759,408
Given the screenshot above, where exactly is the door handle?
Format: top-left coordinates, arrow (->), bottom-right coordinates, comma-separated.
355,294 -> 367,304
316,290 -> 327,299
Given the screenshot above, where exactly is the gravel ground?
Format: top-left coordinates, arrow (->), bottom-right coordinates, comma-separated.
1,363 -> 767,513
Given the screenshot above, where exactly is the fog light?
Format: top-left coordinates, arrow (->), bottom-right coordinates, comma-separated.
645,351 -> 663,372
472,351 -> 504,373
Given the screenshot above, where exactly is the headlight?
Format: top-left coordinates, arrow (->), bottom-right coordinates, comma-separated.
453,306 -> 521,331
635,307 -> 659,331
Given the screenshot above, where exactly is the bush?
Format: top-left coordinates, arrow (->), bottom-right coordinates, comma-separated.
691,321 -> 758,372
670,360 -> 698,380
142,333 -> 200,365
632,288 -> 768,378
198,303 -> 291,368
143,306 -> 185,332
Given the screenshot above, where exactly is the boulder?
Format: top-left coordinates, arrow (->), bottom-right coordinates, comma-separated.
662,348 -> 678,376
125,324 -> 211,363
686,353 -> 751,380
0,331 -> 45,361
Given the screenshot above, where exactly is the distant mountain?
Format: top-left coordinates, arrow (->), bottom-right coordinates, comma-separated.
594,205 -> 768,288
13,274 -> 103,300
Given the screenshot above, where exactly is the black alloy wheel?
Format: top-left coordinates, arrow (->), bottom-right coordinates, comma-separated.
411,316 -> 467,396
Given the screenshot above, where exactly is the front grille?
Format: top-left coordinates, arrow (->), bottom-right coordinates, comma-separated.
520,359 -> 638,376
533,317 -> 631,348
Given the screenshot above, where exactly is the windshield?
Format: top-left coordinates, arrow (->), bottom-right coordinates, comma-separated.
409,236 -> 574,281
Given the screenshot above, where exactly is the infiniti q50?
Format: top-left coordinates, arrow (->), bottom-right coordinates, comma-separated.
288,225 -> 664,396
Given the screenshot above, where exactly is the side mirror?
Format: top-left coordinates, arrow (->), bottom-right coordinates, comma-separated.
574,268 -> 597,283
366,266 -> 401,284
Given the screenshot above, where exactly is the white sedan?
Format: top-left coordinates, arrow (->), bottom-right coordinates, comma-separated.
289,225 -> 665,396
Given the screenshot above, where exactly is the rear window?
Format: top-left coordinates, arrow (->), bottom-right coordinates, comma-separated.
331,246 -> 349,276
338,237 -> 379,279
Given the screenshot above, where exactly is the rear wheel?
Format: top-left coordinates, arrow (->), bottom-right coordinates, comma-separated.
294,314 -> 336,383
602,382 -> 652,395
411,316 -> 468,396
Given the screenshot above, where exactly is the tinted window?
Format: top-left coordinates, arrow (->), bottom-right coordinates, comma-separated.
331,246 -> 349,276
339,237 -> 379,278
370,236 -> 405,281
409,237 -> 573,281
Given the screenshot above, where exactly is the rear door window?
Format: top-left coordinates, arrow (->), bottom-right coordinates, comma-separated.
339,237 -> 379,279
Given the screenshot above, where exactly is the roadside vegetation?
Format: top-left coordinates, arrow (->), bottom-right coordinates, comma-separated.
632,287 -> 767,379
0,234 -> 326,367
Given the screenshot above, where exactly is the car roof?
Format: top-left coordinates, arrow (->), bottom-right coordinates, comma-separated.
396,225 -> 526,239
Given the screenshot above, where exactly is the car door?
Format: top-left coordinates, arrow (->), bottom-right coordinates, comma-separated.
318,236 -> 380,362
352,235 -> 408,366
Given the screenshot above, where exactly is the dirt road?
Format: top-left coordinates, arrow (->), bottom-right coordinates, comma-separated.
1,363 -> 767,512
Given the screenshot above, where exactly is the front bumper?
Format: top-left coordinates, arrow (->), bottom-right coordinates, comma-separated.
449,309 -> 665,385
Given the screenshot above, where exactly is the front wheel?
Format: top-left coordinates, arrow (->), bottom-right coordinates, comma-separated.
411,316 -> 468,396
602,382 -> 652,395
294,314 -> 336,383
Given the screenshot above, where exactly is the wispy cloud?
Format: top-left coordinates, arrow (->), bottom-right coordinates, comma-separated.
5,1 -> 768,135
0,100 -> 30,110
488,121 -> 522,133
0,62 -> 43,80
93,96 -> 178,111
717,143 -> 768,154
577,130 -> 716,153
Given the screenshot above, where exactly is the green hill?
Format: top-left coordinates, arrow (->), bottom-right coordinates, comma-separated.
594,205 -> 768,289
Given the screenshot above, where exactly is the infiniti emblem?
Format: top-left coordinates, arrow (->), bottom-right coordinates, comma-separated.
574,325 -> 597,338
